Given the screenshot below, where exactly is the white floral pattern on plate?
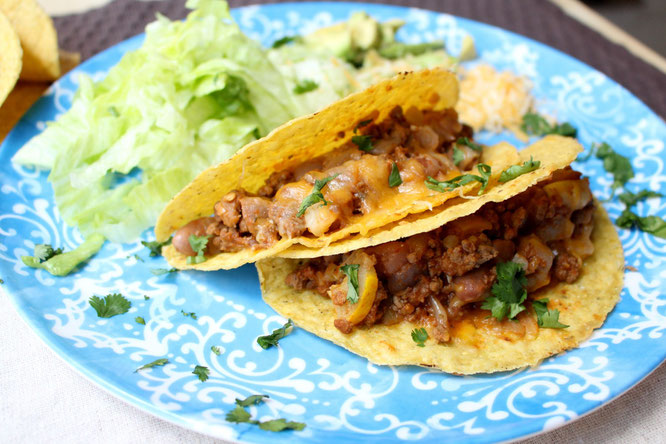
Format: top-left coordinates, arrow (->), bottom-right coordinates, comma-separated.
0,3 -> 664,443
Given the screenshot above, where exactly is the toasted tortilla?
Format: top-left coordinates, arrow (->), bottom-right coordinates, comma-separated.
256,199 -> 624,374
0,0 -> 60,81
0,10 -> 21,106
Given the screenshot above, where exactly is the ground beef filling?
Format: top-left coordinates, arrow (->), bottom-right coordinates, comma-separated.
285,169 -> 595,343
172,106 -> 477,256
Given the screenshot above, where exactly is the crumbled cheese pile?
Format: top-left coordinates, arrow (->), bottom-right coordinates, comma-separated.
456,64 -> 533,137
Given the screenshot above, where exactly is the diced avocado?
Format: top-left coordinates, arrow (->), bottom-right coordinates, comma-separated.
379,18 -> 405,45
303,22 -> 352,56
348,11 -> 381,50
458,35 -> 477,61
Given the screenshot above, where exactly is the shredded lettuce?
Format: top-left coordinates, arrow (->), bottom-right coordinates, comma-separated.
12,0 -> 300,242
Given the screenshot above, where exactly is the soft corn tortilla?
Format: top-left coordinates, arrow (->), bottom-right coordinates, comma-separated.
0,10 -> 21,106
0,0 -> 60,81
257,201 -> 624,374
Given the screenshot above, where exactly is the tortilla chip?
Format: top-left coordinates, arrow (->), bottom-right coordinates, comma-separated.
0,10 -> 21,106
256,202 -> 623,374
0,0 -> 60,81
280,135 -> 580,259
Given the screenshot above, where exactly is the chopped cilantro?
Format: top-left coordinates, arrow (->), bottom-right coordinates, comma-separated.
296,175 -> 338,217
618,190 -> 663,207
499,157 -> 541,183
135,316 -> 146,325
141,237 -> 172,257
186,234 -> 210,265
181,310 -> 198,320
521,112 -> 577,137
33,244 -> 63,262
481,262 -> 528,321
144,295 -> 150,300
293,79 -> 319,94
456,137 -> 482,152
0,278 -> 3,284
425,163 -> 492,195
211,345 -> 221,356
532,299 -> 568,329
131,254 -> 144,262
225,395 -> 306,431
226,405 -> 254,423
252,127 -> 261,140
452,147 -> 464,166
236,394 -> 268,407
411,328 -> 428,347
272,35 -> 300,48
351,134 -> 373,152
89,293 -> 131,318
193,365 -> 210,382
135,358 -> 168,372
388,162 -> 402,188
257,319 -> 294,349
616,210 -> 666,238
340,264 -> 360,303
150,267 -> 178,276
259,419 -> 306,432
594,142 -> 634,191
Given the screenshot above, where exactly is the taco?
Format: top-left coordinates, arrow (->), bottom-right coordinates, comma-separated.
157,68 -> 527,270
256,156 -> 624,374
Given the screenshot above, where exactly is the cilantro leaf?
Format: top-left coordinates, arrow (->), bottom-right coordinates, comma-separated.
354,119 -> 373,132
33,244 -> 63,262
193,365 -> 210,382
481,262 -> 527,321
618,190 -> 663,208
130,254 -> 144,262
150,267 -> 178,276
211,345 -> 221,356
499,157 -> 541,183
411,328 -> 428,347
532,298 -> 569,329
293,79 -> 319,94
89,293 -> 131,318
141,237 -> 172,257
296,175 -> 338,217
425,163 -> 492,195
456,137 -> 482,152
186,234 -> 210,265
272,35 -> 300,48
181,310 -> 198,320
236,394 -> 268,407
226,405 -> 255,424
351,134 -> 373,152
594,142 -> 634,190
252,128 -> 261,140
257,319 -> 294,349
616,209 -> 666,238
135,358 -> 168,372
521,112 -> 577,137
339,264 -> 360,303
452,147 -> 464,166
135,316 -> 146,325
388,162 -> 402,188
259,419 -> 306,432
0,278 -> 3,284
144,295 -> 150,300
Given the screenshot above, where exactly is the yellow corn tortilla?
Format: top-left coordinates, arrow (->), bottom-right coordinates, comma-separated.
257,200 -> 624,374
0,9 -> 21,106
0,0 -> 60,81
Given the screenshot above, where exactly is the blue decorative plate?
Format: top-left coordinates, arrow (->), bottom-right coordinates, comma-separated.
1,3 -> 664,443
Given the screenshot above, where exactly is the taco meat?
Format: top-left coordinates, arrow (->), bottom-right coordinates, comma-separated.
284,168 -> 595,343
172,106 -> 478,257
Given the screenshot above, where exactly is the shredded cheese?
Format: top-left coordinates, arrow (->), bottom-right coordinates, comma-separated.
456,64 -> 534,139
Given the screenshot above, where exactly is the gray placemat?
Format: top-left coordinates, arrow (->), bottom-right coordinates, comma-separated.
53,0 -> 665,118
